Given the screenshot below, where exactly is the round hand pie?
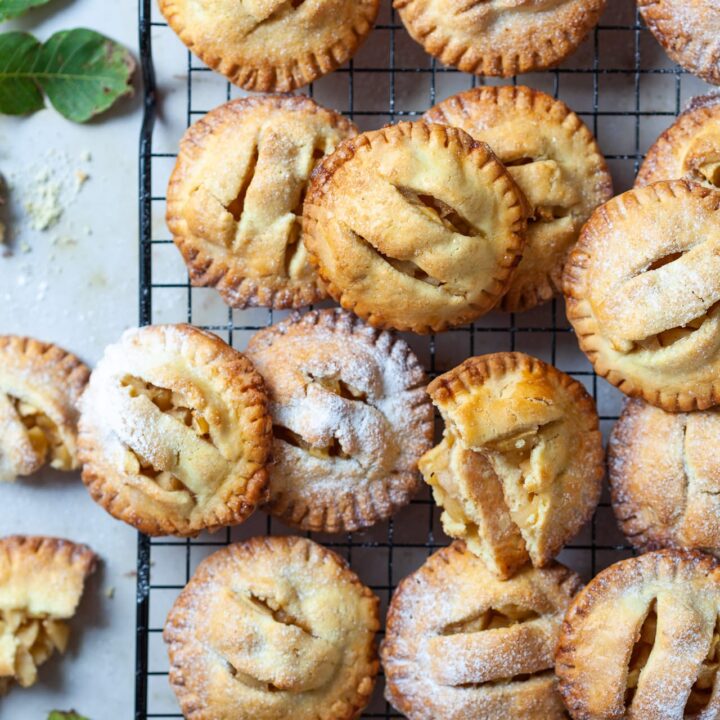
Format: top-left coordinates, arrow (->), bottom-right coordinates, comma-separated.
394,0 -> 606,78
557,550 -> 720,720
420,352 -> 603,578
610,399 -> 720,556
425,85 -> 613,312
382,541 -> 581,720
564,180 -> 720,412
159,0 -> 380,92
245,309 -> 434,532
78,324 -> 272,537
636,93 -> 720,189
168,96 -> 357,309
0,335 -> 89,483
638,0 -> 720,86
303,121 -> 527,333
164,536 -> 380,720
0,535 -> 96,694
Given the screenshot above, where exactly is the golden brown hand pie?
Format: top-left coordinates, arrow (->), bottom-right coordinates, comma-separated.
0,536 -> 96,694
382,541 -> 581,720
0,335 -> 89,483
394,0 -> 606,78
564,180 -> 720,412
420,352 -> 603,579
164,536 -> 380,720
168,96 -> 357,309
245,309 -> 434,532
610,399 -> 720,556
425,85 -> 613,312
638,0 -> 720,86
303,121 -> 527,333
557,550 -> 720,720
636,93 -> 720,188
159,0 -> 380,92
78,324 -> 272,537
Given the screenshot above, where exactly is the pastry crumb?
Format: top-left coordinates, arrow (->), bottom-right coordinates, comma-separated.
105,586 -> 116,599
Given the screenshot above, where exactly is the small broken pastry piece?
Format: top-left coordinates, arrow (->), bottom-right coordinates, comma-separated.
164,536 -> 380,720
420,352 -> 603,578
78,324 -> 272,536
0,335 -> 90,483
0,536 -> 96,694
382,541 -> 581,720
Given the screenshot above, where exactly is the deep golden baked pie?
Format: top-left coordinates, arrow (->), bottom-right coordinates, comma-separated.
168,96 -> 357,309
610,399 -> 720,556
425,85 -> 613,312
245,309 -> 434,532
557,550 -> 720,720
638,0 -> 720,86
78,324 -> 272,536
637,93 -> 720,188
159,0 -> 380,92
0,335 -> 89,483
303,121 -> 527,333
394,0 -> 606,78
564,180 -> 720,412
420,352 -> 603,579
0,535 -> 96,694
164,535 -> 380,720
382,541 -> 581,720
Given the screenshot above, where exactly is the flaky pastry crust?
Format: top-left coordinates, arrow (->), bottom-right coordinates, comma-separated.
164,536 -> 380,720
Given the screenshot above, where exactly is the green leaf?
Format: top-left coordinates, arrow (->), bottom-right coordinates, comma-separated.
48,712 -> 89,720
0,28 -> 135,122
0,0 -> 56,23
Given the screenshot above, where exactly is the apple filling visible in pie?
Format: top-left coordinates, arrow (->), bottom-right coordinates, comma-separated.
11,397 -> 73,472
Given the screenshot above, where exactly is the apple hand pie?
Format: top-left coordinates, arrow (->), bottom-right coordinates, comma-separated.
382,541 -> 581,720
0,536 -> 96,694
420,352 -> 603,578
164,536 -> 380,720
0,335 -> 89,483
78,324 -> 272,536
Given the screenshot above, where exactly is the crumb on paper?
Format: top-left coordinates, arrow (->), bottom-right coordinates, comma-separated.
52,234 -> 77,248
24,168 -> 63,231
80,150 -> 92,162
105,586 -> 116,599
20,241 -> 31,254
75,169 -> 90,190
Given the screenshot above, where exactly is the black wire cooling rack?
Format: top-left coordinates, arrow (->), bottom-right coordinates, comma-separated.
135,1 -> 711,716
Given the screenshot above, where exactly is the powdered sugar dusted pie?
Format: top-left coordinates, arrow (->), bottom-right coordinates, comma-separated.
168,96 -> 357,310
564,180 -> 720,412
159,0 -> 380,92
0,535 -> 96,694
557,549 -> 720,720
420,352 -> 603,578
636,93 -> 720,188
425,85 -> 613,312
394,0 -> 606,78
164,536 -> 380,720
245,309 -> 434,532
382,541 -> 581,720
638,0 -> 720,86
78,324 -> 272,536
303,121 -> 527,333
610,399 -> 720,556
0,335 -> 89,483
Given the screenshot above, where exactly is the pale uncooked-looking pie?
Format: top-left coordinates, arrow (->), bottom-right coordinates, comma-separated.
164,535 -> 380,720
395,0 -> 606,77
78,324 -> 272,536
245,309 -> 434,532
159,0 -> 380,92
610,399 -> 720,556
420,352 -> 603,579
557,549 -> 720,719
382,541 -> 581,720
0,535 -> 96,694
303,121 -> 527,333
0,335 -> 89,483
564,180 -> 720,412
425,85 -> 613,312
168,95 -> 357,309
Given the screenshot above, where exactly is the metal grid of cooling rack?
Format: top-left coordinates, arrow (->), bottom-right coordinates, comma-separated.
135,0 -> 713,716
